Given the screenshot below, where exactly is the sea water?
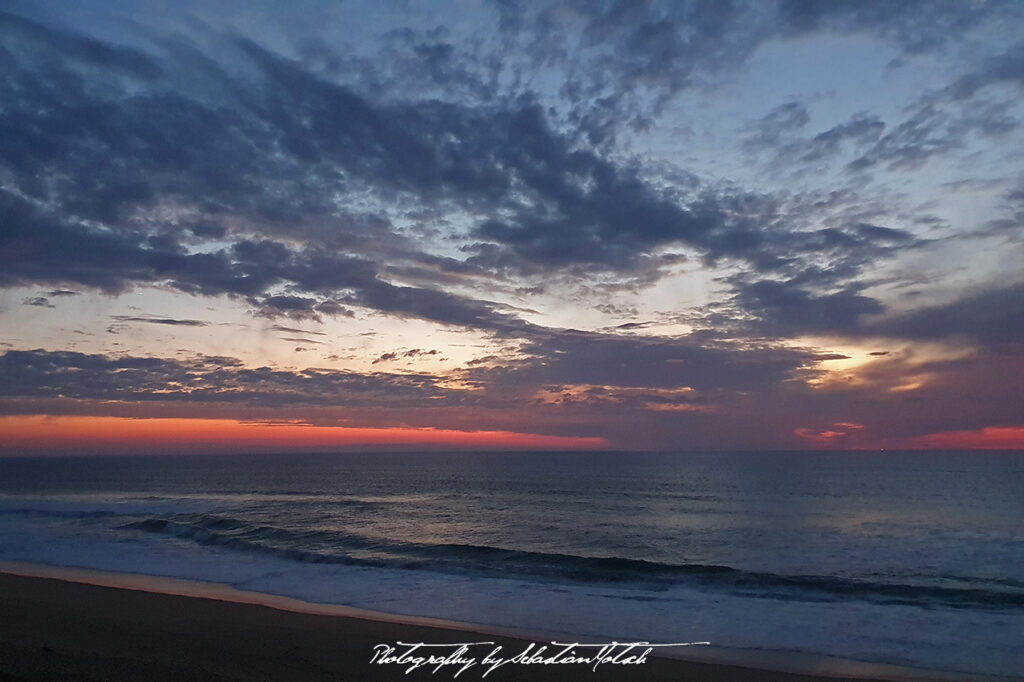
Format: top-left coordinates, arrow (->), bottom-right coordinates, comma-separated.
1,450 -> 1022,677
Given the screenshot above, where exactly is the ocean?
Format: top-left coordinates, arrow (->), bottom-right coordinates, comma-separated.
1,450 -> 1022,678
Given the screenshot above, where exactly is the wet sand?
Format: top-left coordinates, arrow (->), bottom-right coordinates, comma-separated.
0,568 -> 970,682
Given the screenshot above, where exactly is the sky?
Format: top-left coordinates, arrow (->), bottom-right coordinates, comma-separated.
1,0 -> 1023,454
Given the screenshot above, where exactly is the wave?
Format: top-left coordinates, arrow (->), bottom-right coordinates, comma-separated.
123,514 -> 1024,612
0,506 -> 122,519
0,499 -> 203,519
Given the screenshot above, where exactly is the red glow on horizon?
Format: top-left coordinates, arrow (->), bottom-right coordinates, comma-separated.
896,426 -> 1024,450
0,415 -> 608,454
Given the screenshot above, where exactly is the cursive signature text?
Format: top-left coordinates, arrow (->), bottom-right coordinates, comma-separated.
369,639 -> 710,677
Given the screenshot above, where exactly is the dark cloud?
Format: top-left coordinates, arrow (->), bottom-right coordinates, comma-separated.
702,220 -> 921,322
373,348 -> 440,364
251,295 -> 323,322
364,28 -> 504,105
0,349 -> 460,409
1,4 -> 1021,451
269,325 -> 325,336
310,301 -> 355,318
841,44 -> 1023,176
778,0 -> 1008,54
701,219 -> 951,339
866,283 -> 1024,350
733,17 -> 1021,181
742,101 -> 810,153
228,44 -> 786,276
473,330 -> 816,394
492,0 -> 756,139
110,315 -> 208,327
252,295 -> 361,324
848,100 -> 1017,173
0,8 -> 934,319
727,280 -> 885,336
0,188 -> 522,333
745,109 -> 886,170
22,297 -> 54,308
490,0 -> 1014,146
717,278 -> 1024,351
947,42 -> 1024,101
0,338 -> 823,449
0,10 -> 162,79
1,332 -> 1019,450
347,280 -> 532,334
1,190 -> 177,293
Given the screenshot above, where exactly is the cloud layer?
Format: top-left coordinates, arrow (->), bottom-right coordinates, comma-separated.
1,2 -> 1022,451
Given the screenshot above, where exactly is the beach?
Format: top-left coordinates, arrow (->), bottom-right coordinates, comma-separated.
0,452 -> 1021,681
0,568 -> 956,682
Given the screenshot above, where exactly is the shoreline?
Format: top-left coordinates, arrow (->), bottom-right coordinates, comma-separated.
1,560 -> 1009,682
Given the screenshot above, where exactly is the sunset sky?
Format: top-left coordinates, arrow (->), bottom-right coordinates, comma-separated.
1,0 -> 1023,454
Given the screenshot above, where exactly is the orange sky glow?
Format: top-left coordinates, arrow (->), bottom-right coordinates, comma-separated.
0,415 -> 609,455
894,427 -> 1024,451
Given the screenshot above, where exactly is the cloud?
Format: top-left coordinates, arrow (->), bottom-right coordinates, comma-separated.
491,0 -> 759,140
0,189 -> 523,333
372,348 -> 440,364
279,337 -> 323,345
0,326 -> 820,422
251,295 -> 325,322
745,108 -> 886,170
269,325 -> 326,336
865,282 -> 1024,350
743,101 -> 810,152
0,350 -> 460,409
0,8 -> 937,320
0,342 -> 811,450
695,218 -> 920,337
847,101 -> 1014,173
472,330 -> 816,395
489,0 -> 1014,145
844,43 -> 1024,175
714,275 -> 1024,348
347,279 -> 532,334
777,0 -> 1008,54
728,280 -> 885,336
1,4 -> 1021,451
947,42 -> 1024,101
1,332 -> 1020,450
110,315 -> 208,327
0,10 -> 162,79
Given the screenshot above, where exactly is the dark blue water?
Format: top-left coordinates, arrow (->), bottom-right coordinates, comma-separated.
1,451 -> 1022,676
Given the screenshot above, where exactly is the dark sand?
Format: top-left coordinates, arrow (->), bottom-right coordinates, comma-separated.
0,569 -> 972,682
